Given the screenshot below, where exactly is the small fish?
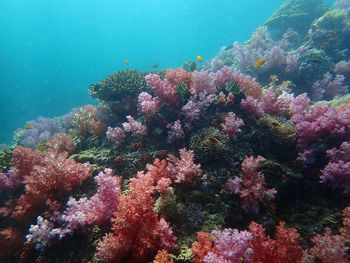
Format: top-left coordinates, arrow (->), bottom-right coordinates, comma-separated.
125,59 -> 129,66
224,44 -> 233,51
271,121 -> 281,128
308,57 -> 322,63
208,137 -> 219,145
225,80 -> 240,94
189,61 -> 197,72
197,55 -> 202,63
176,81 -> 188,95
269,203 -> 276,211
24,125 -> 34,130
153,58 -> 156,63
253,58 -> 266,68
152,64 -> 159,68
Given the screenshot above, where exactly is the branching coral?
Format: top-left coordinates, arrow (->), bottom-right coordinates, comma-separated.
89,69 -> 154,103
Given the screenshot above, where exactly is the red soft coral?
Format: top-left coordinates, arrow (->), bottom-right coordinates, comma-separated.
96,170 -> 177,263
46,133 -> 75,153
5,148 -> 92,222
0,227 -> 25,261
340,206 -> 350,242
249,221 -> 304,263
191,231 -> 215,263
11,146 -> 42,183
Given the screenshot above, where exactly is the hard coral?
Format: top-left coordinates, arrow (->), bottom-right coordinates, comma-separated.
190,127 -> 231,163
89,68 -> 153,103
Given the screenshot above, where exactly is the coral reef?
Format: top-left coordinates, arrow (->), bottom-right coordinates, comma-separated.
3,1 -> 350,262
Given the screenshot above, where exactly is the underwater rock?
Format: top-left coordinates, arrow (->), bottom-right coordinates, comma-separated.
295,48 -> 334,94
309,9 -> 350,57
264,0 -> 327,38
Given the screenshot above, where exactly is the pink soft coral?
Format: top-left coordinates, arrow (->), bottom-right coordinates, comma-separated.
138,91 -> 159,115
167,148 -> 201,184
234,155 -> 276,214
122,115 -> 147,137
309,228 -> 347,263
220,112 -> 244,140
106,126 -> 126,145
145,73 -> 179,108
210,66 -> 263,99
204,228 -> 253,263
165,68 -> 193,91
64,168 -> 121,227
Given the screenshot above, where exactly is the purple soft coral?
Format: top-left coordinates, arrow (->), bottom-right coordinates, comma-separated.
310,72 -> 349,101
220,112 -> 244,140
21,116 -> 63,148
321,141 -> 350,194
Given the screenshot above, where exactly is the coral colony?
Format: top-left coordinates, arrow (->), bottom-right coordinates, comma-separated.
2,0 -> 350,262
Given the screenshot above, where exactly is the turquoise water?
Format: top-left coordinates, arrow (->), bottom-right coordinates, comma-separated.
0,0 -> 290,144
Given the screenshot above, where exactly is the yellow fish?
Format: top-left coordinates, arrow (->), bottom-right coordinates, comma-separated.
253,58 -> 266,68
24,125 -> 34,130
125,59 -> 129,66
197,55 -> 202,63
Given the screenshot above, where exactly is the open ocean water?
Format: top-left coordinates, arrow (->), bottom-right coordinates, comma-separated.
0,0 -> 290,144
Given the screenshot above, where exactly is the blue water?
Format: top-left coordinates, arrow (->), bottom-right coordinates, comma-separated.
1,0 -> 335,144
